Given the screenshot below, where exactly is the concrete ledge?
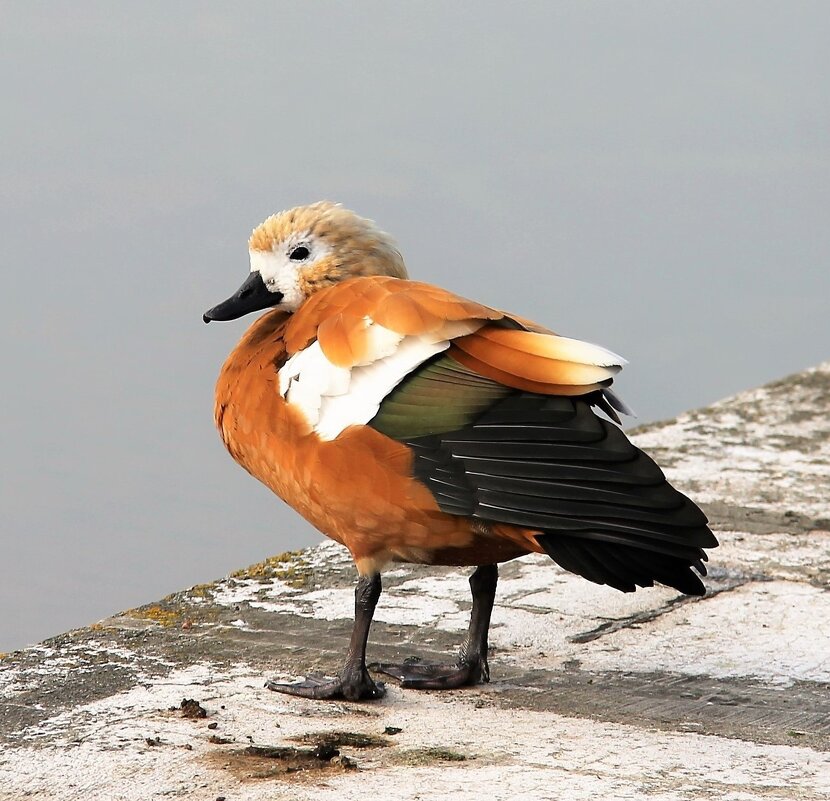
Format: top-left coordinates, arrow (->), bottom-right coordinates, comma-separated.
2,364 -> 829,799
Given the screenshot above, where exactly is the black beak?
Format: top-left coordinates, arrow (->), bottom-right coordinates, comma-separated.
203,272 -> 283,323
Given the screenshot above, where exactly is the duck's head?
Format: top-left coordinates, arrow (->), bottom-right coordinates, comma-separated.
203,201 -> 407,323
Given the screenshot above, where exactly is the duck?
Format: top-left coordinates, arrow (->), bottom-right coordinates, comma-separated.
203,201 -> 717,701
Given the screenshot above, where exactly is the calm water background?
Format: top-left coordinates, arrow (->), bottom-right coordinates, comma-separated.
1,2 -> 828,652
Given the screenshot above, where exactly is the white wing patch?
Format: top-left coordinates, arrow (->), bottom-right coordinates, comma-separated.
359,317 -> 404,363
278,342 -> 351,428
278,323 -> 455,441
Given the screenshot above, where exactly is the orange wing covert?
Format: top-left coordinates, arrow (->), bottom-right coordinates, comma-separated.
283,276 -> 623,395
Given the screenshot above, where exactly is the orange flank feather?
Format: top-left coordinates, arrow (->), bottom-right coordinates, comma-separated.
448,346 -> 609,396
452,326 -> 622,390
204,202 -> 716,700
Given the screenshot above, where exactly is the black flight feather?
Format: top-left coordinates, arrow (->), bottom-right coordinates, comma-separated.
369,354 -> 717,596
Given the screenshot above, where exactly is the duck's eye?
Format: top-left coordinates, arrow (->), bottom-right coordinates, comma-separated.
289,245 -> 310,261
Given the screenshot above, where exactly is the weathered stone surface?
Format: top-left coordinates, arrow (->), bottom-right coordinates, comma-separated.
1,363 -> 829,799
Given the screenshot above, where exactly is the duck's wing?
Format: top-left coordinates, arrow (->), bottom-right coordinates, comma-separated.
279,276 -> 624,441
377,375 -> 715,595
279,276 -> 715,595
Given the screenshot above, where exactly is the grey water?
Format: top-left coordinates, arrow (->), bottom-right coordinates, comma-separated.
1,1 -> 828,653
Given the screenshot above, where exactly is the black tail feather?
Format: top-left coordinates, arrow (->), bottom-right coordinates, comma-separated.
537,533 -> 706,596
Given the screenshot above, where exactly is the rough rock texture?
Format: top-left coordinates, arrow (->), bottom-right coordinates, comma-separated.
2,363 -> 829,800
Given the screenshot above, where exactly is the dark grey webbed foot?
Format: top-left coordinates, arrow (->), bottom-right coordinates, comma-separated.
266,670 -> 386,701
369,655 -> 488,690
371,564 -> 498,691
266,572 -> 386,701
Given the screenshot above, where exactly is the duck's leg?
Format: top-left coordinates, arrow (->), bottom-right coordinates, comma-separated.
266,572 -> 386,701
370,563 -> 498,690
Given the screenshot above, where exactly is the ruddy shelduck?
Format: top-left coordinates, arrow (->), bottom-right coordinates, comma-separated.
204,202 -> 717,701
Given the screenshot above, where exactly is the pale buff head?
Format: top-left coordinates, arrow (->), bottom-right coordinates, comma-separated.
247,201 -> 408,311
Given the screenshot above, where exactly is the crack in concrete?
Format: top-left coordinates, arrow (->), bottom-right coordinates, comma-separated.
569,571 -> 756,644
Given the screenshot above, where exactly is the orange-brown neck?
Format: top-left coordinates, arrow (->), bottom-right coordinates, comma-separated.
214,309 -> 293,456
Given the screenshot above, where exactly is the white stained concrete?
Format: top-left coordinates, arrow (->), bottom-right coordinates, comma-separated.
2,664 -> 829,801
632,362 -> 830,519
